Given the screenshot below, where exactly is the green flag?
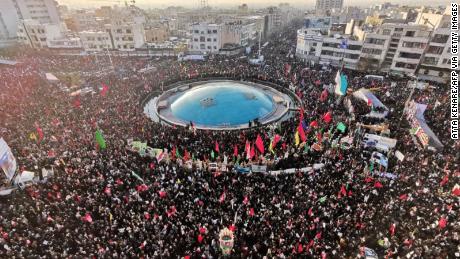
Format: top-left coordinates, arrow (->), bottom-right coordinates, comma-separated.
95,129 -> 106,149
131,171 -> 144,182
319,196 -> 327,203
211,150 -> 215,159
176,148 -> 181,158
369,161 -> 374,172
337,122 -> 346,133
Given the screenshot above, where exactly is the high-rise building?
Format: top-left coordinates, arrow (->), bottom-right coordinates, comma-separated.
0,0 -> 60,40
315,0 -> 344,14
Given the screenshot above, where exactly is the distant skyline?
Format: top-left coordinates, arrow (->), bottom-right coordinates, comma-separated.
56,0 -> 450,9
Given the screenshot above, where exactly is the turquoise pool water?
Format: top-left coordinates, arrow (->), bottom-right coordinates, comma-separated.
170,82 -> 275,127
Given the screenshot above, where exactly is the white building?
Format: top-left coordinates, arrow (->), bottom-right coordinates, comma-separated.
17,19 -> 65,48
188,23 -> 222,54
296,29 -> 363,69
79,30 -> 111,51
107,22 -> 145,51
357,23 -> 431,74
414,11 -> 451,83
0,0 -> 60,41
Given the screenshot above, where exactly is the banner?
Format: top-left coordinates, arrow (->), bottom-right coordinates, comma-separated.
334,71 -> 348,96
251,164 -> 267,173
0,138 -> 17,181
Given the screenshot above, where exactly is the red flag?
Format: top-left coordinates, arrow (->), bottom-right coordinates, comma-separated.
36,126 -> 44,142
215,141 -> 219,153
228,224 -> 236,232
171,146 -> 176,160
183,149 -> 190,161
250,143 -> 255,159
255,134 -> 264,154
104,186 -> 111,196
197,234 -> 204,243
314,79 -> 321,86
299,107 -> 304,121
440,175 -> 448,186
297,243 -> 303,253
322,111 -> 332,123
115,178 -> 123,185
310,120 -> 318,128
320,89 -> 328,102
340,185 -> 347,197
297,123 -> 306,142
438,217 -> 447,229
364,177 -> 374,183
374,181 -> 383,188
307,207 -> 313,216
399,194 -> 408,200
245,141 -> 251,159
367,98 -> 373,106
248,208 -> 255,217
452,187 -> 460,196
82,213 -> 93,223
233,145 -> 238,157
219,191 -> 226,203
144,212 -> 150,220
316,132 -> 322,143
315,232 -> 322,239
199,227 -> 207,234
272,134 -> 281,148
158,191 -> 167,198
100,83 -> 109,96
243,195 -> 249,205
389,223 -> 396,236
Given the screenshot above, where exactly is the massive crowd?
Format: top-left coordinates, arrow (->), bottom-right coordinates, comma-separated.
0,20 -> 458,258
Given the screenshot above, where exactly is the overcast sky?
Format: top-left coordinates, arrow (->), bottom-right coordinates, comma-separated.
56,0 -> 450,9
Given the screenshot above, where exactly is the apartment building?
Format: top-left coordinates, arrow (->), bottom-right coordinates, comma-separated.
17,19 -> 64,48
0,0 -> 61,41
79,30 -> 111,51
188,23 -> 222,54
315,0 -> 344,14
107,22 -> 145,51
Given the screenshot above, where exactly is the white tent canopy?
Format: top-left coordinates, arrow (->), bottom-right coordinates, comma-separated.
45,73 -> 59,82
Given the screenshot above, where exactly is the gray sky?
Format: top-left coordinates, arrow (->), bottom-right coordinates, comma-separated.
57,0 -> 450,9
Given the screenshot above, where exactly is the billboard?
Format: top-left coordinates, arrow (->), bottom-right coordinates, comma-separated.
304,17 -> 332,29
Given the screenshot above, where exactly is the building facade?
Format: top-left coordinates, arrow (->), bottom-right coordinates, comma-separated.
315,0 -> 344,14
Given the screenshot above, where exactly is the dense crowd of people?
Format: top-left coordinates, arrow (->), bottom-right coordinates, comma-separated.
0,20 -> 458,258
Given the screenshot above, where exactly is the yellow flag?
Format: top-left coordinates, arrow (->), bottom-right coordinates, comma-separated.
269,141 -> 274,154
295,131 -> 300,146
29,133 -> 37,141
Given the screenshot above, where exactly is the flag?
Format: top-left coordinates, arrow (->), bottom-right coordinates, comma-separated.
233,145 -> 238,157
183,149 -> 190,161
131,171 -> 144,182
255,134 -> 264,154
299,107 -> 304,121
337,122 -> 346,133
322,111 -> 332,123
297,123 -> 306,142
197,234 -> 204,243
243,195 -> 249,205
319,196 -> 326,203
310,120 -> 318,128
245,141 -> 251,160
73,97 -> 81,108
29,133 -> 37,141
294,131 -> 300,146
36,126 -> 44,142
176,148 -> 181,159
272,134 -> 281,149
100,83 -> 109,96
219,191 -> 226,203
399,194 -> 408,201
452,185 -> 460,196
340,185 -> 347,197
320,89 -> 328,102
297,243 -> 303,253
440,175 -> 448,186
389,223 -> 396,236
367,98 -> 372,106
95,129 -> 106,149
438,217 -> 447,229
215,141 -> 219,153
334,71 -> 348,96
104,186 -> 111,196
374,181 -> 383,188
159,191 -> 167,198
211,150 -> 215,159
250,143 -> 255,159
82,213 -> 93,223
248,208 -> 255,217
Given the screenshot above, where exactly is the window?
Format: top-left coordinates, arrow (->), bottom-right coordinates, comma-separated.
207,30 -> 211,34
117,29 -> 122,33
382,29 -> 391,35
128,37 -> 133,41
362,48 -> 382,55
207,46 -> 211,49
405,31 -> 415,37
426,46 -> 444,54
398,52 -> 421,59
194,30 -> 199,33
394,28 -> 403,31
365,38 -> 385,45
395,62 -> 416,69
432,34 -> 449,44
200,36 -> 205,42
213,38 -> 217,42
207,38 -> 211,42
214,46 -> 217,49
402,41 -> 426,49
193,38 -> 198,42
423,56 -> 439,65
126,29 -> 131,34
200,44 -> 205,49
213,30 -> 217,33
